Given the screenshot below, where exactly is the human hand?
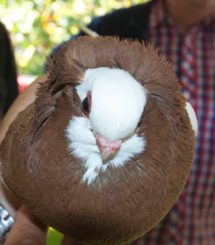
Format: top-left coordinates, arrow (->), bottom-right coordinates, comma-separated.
4,205 -> 89,245
3,205 -> 47,245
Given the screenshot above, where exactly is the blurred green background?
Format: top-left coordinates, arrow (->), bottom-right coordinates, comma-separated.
1,0 -> 147,76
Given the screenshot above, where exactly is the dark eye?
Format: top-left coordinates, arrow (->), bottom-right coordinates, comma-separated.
82,91 -> 92,116
82,97 -> 90,114
138,117 -> 143,127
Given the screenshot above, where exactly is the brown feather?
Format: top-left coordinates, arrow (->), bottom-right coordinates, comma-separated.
0,36 -> 195,245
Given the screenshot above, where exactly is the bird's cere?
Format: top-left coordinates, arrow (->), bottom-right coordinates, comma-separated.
66,67 -> 147,185
95,133 -> 122,161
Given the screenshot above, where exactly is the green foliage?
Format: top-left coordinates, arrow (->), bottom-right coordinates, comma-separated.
46,228 -> 63,245
0,0 -> 148,75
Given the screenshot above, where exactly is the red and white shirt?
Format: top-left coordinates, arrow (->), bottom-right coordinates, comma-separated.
132,0 -> 215,244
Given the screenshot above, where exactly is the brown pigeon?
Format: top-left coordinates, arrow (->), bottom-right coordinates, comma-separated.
0,36 -> 197,245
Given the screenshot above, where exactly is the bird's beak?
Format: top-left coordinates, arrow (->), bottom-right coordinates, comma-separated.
95,134 -> 122,161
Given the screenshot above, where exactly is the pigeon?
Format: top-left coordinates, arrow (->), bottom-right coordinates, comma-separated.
0,36 -> 197,245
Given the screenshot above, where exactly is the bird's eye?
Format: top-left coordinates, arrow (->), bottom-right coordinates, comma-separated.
138,118 -> 143,127
82,97 -> 89,114
82,91 -> 92,116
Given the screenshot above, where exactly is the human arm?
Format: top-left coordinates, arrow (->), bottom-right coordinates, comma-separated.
0,75 -> 90,244
0,76 -> 46,242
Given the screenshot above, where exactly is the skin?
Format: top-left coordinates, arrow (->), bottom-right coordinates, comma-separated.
4,206 -> 47,245
0,76 -> 43,144
165,0 -> 215,32
1,0 -> 215,243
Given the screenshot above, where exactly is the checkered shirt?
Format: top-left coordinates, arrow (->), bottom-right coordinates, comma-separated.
131,1 -> 215,244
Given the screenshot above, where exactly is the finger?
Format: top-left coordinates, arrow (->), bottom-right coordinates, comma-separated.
4,205 -> 47,245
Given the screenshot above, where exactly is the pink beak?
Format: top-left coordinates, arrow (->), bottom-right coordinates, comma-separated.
96,134 -> 122,161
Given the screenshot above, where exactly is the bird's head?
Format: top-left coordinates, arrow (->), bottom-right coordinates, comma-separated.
76,67 -> 146,161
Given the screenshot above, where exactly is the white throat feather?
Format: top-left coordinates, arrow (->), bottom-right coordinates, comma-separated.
66,117 -> 145,185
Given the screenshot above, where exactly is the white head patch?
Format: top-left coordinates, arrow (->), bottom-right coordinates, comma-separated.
77,67 -> 147,141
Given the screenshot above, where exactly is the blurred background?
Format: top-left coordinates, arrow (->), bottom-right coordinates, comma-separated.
1,0 -> 147,90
